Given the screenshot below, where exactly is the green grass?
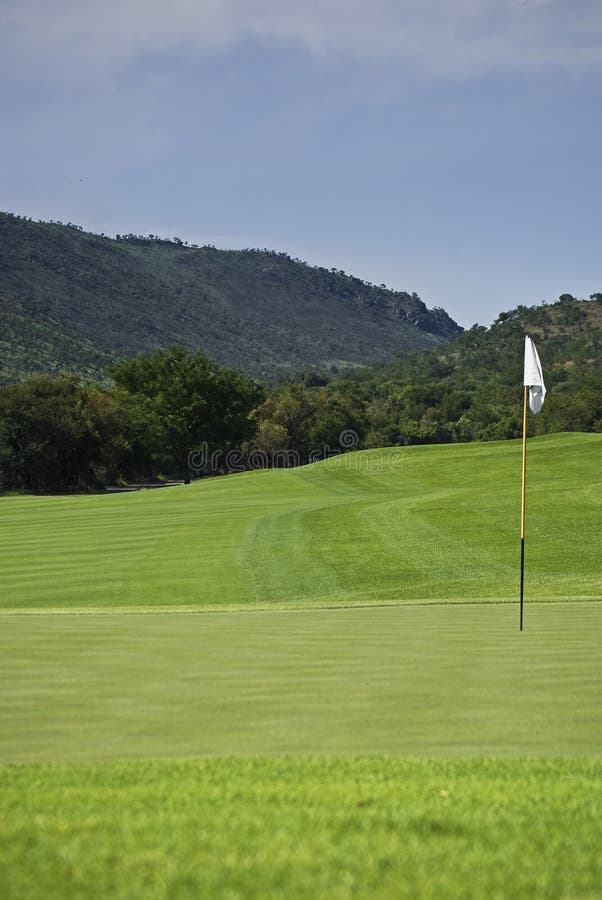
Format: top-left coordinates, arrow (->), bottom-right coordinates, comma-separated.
2,435 -> 601,896
1,603 -> 601,763
1,433 -> 601,611
2,757 -> 601,899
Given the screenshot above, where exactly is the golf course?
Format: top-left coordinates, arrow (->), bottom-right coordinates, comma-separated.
1,433 -> 601,897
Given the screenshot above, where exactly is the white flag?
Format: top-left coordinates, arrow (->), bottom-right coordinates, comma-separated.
523,336 -> 546,414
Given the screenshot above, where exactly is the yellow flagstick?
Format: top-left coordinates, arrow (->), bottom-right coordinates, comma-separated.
521,335 -> 546,631
519,384 -> 528,632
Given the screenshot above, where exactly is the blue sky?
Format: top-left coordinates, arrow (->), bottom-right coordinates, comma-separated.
1,0 -> 600,327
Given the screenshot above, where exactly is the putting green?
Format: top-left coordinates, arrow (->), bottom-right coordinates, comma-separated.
1,602 -> 600,763
1,433 -> 600,611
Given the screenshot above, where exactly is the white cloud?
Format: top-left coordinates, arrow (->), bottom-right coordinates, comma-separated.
1,0 -> 601,79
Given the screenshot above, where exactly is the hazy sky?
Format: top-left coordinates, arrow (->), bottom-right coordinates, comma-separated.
1,0 -> 600,326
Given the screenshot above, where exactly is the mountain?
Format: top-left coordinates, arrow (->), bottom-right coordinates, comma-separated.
0,212 -> 462,383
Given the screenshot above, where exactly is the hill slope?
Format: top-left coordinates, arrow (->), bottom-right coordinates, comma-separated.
1,433 -> 599,611
0,212 -> 461,382
317,294 -> 602,446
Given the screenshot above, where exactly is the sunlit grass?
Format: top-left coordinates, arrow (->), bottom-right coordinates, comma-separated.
1,757 -> 601,899
1,433 -> 600,611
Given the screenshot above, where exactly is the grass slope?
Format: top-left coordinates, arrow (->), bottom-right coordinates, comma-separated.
1,758 -> 601,899
1,433 -> 600,611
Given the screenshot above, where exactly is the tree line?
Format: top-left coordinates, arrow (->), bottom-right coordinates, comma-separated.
0,348 -> 262,492
1,295 -> 601,493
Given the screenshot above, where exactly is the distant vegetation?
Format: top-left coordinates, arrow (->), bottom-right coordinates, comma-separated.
0,348 -> 261,492
250,292 -> 602,458
0,211 -> 460,382
0,295 -> 600,492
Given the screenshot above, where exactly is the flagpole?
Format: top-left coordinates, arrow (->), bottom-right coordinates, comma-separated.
520,335 -> 546,632
519,384 -> 528,631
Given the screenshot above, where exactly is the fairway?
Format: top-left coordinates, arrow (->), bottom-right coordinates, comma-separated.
1,433 -> 601,611
1,602 -> 601,763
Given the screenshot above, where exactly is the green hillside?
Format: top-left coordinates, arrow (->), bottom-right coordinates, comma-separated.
310,293 -> 602,447
0,295 -> 114,382
0,212 -> 461,382
1,433 -> 599,611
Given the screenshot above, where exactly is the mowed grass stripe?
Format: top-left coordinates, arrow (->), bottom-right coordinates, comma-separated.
1,603 -> 600,763
1,433 -> 600,610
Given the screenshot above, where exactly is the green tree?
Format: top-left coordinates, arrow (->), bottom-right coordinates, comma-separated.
109,347 -> 263,482
246,383 -> 315,462
0,375 -> 126,492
